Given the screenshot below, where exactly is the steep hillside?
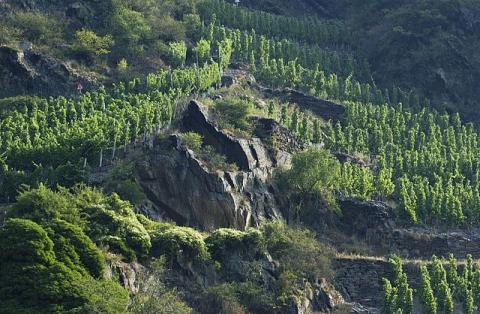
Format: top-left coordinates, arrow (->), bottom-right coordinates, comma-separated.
346,0 -> 480,122
3,0 -> 480,313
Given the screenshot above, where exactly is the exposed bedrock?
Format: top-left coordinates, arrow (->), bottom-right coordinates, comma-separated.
136,101 -> 303,231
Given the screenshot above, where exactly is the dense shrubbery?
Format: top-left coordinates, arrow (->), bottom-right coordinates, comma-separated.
8,185 -> 151,261
0,218 -> 128,313
205,228 -> 264,261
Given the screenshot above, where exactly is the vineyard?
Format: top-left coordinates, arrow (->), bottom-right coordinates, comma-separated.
2,0 -> 480,312
384,255 -> 480,314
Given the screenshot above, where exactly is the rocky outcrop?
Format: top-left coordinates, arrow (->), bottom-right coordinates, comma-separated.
106,260 -> 147,294
136,101 -> 302,230
288,279 -> 346,314
255,85 -> 346,122
0,46 -> 99,98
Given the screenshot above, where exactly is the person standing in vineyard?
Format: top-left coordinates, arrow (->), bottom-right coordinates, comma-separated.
76,82 -> 84,94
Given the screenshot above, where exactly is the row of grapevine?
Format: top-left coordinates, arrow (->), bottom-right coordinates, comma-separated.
204,23 -> 372,81
324,102 -> 480,225
0,63 -> 222,201
204,23 -> 478,226
200,21 -> 425,108
263,102 -> 393,201
383,255 -> 480,314
198,0 -> 352,47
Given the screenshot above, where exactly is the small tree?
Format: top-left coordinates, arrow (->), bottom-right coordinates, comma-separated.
284,148 -> 341,214
72,29 -> 114,62
181,132 -> 203,151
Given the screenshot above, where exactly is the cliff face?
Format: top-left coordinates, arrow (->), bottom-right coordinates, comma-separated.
0,46 -> 99,98
136,101 -> 302,231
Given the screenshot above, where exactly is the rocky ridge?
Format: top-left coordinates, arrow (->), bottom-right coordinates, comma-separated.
136,100 -> 302,231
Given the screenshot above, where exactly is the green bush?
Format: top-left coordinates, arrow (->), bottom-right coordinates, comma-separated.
71,29 -> 114,61
261,221 -> 334,281
104,235 -> 137,262
45,219 -> 105,278
281,148 -> 341,217
0,218 -> 128,313
79,192 -> 152,257
9,184 -> 81,225
0,218 -> 55,266
205,228 -> 264,262
168,41 -> 187,67
214,97 -> 253,133
0,22 -> 21,45
151,226 -> 210,263
181,132 -> 203,151
109,5 -> 151,54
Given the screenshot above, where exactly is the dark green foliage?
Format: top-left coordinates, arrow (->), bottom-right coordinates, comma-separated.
0,218 -> 128,313
213,97 -> 253,133
0,218 -> 55,266
45,219 -> 105,278
8,185 -> 151,261
205,228 -> 264,262
150,226 -> 210,263
261,221 -> 334,281
9,184 -> 81,225
104,160 -> 146,206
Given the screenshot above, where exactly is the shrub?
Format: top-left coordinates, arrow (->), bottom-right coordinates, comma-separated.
73,186 -> 151,258
183,14 -> 202,40
72,29 -> 114,61
0,218 -> 55,266
9,184 -> 81,225
117,58 -> 128,71
0,218 -> 128,313
281,148 -> 341,216
109,5 -> 151,54
46,219 -> 105,278
205,228 -> 264,262
0,22 -> 21,45
104,236 -> 137,262
261,221 -> 335,281
181,132 -> 203,151
214,98 -> 253,133
151,226 -> 210,263
9,12 -> 63,46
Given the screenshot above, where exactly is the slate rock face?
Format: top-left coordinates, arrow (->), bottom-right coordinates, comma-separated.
137,101 -> 304,231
